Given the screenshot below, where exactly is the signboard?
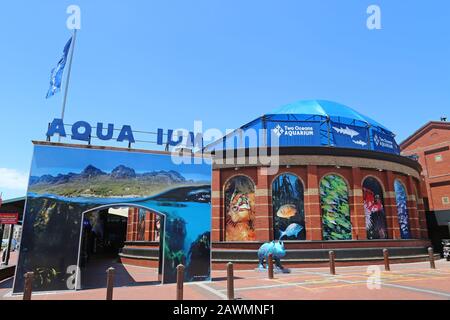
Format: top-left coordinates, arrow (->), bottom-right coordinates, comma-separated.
14,143 -> 211,293
330,122 -> 369,150
267,121 -> 321,147
0,212 -> 19,224
372,131 -> 400,154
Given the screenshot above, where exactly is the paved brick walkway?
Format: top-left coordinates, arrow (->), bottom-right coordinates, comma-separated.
1,259 -> 449,300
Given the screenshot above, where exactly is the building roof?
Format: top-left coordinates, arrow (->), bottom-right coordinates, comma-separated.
400,121 -> 450,149
268,100 -> 390,131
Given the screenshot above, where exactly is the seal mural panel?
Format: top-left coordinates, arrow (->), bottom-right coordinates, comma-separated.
224,176 -> 256,241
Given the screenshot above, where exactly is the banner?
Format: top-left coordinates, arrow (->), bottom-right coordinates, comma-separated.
372,131 -> 400,154
330,122 -> 369,149
0,212 -> 19,224
14,144 -> 211,293
267,121 -> 321,147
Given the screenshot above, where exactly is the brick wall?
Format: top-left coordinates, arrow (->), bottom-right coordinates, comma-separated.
212,164 -> 426,243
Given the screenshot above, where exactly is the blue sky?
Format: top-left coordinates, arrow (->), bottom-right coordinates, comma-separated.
0,0 -> 449,199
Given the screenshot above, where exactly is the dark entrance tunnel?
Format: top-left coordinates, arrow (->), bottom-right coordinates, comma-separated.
77,205 -> 165,290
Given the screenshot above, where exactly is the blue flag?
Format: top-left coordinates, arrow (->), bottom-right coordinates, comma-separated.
46,37 -> 72,99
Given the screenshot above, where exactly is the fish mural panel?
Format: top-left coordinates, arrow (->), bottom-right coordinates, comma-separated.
272,174 -> 306,240
363,177 -> 388,239
394,180 -> 411,239
320,175 -> 352,240
225,176 -> 256,241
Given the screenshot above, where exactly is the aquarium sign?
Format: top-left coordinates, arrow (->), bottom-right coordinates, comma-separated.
0,212 -> 19,224
267,121 -> 321,146
372,131 -> 399,154
46,118 -> 135,144
156,128 -> 203,149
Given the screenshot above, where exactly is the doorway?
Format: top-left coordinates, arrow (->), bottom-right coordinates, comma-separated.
76,205 -> 165,290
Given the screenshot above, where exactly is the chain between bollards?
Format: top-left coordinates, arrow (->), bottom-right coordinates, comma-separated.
268,254 -> 274,279
383,248 -> 390,271
428,247 -> 436,269
106,267 -> 115,300
329,251 -> 336,275
227,262 -> 234,300
176,264 -> 185,300
23,272 -> 34,300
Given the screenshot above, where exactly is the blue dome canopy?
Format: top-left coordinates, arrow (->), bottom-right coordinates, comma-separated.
268,100 -> 390,132
205,100 -> 399,155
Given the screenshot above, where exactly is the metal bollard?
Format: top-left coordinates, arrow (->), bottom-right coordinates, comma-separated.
106,267 -> 115,300
383,249 -> 390,271
329,251 -> 336,275
428,247 -> 436,269
23,272 -> 34,300
268,254 -> 274,279
227,262 -> 234,300
176,264 -> 184,300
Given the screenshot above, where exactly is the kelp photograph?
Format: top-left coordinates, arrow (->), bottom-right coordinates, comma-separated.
272,174 -> 305,240
320,175 -> 352,240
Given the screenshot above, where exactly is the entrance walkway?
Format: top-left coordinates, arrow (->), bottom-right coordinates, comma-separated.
80,256 -> 160,289
1,260 -> 449,300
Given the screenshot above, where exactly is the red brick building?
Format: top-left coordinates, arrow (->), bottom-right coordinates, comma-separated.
400,121 -> 450,212
207,100 -> 433,269
121,101 -> 437,270
400,120 -> 450,246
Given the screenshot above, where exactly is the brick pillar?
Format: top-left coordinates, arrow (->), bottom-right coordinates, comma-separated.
415,177 -> 429,239
407,176 -> 421,239
211,169 -> 222,242
255,167 -> 271,242
126,207 -> 134,241
144,212 -> 151,241
351,168 -> 366,240
385,171 -> 401,239
305,165 -> 322,240
132,208 -> 138,241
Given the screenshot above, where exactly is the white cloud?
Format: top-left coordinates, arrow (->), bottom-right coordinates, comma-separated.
0,168 -> 29,190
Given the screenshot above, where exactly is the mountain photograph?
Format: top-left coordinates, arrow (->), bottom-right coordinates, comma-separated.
28,164 -> 206,198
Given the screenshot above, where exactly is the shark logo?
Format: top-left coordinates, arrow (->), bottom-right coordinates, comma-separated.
352,139 -> 367,147
332,126 -> 360,138
272,124 -> 284,137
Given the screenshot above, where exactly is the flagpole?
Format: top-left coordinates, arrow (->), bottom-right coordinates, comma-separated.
59,28 -> 77,142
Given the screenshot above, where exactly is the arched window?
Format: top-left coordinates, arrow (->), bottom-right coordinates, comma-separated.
363,177 -> 388,239
320,174 -> 352,240
224,175 -> 256,241
394,179 -> 411,239
272,174 -> 305,240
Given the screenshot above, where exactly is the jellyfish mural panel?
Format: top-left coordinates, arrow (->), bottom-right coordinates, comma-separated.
363,177 -> 388,239
13,143 -> 212,293
272,174 -> 305,240
394,180 -> 411,239
224,176 -> 256,241
320,175 -> 352,240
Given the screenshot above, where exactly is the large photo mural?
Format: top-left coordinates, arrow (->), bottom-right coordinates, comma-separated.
272,174 -> 305,240
320,175 -> 352,240
363,177 -> 388,239
394,180 -> 411,239
224,175 -> 256,241
14,144 -> 211,293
